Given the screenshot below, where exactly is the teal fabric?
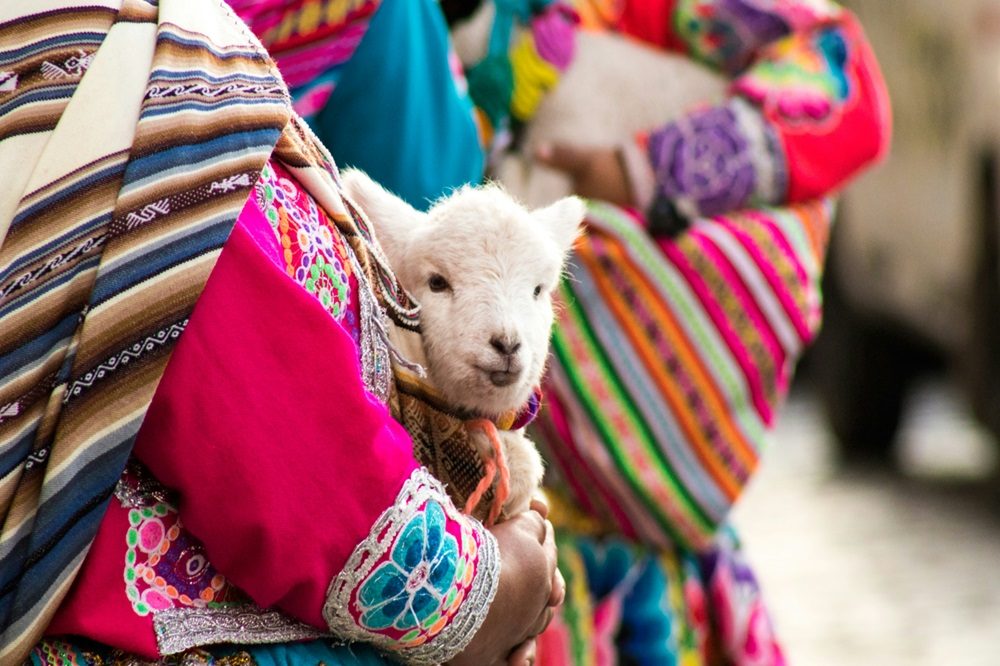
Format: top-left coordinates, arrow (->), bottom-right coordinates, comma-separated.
227,640 -> 388,665
567,536 -> 686,665
315,0 -> 484,210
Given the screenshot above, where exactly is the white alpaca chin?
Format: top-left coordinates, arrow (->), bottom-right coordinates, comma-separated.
341,169 -> 584,517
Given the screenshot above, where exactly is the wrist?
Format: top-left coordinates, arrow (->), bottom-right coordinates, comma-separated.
618,138 -> 656,210
323,468 -> 500,665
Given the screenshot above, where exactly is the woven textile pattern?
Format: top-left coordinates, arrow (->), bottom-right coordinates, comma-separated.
0,0 -> 300,658
534,199 -> 832,550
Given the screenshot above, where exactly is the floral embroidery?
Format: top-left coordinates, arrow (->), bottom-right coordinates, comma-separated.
119,468 -> 239,617
324,468 -> 499,666
674,0 -> 841,74
124,503 -> 235,616
733,27 -> 853,130
357,500 -> 465,636
254,160 -> 360,341
116,465 -> 319,654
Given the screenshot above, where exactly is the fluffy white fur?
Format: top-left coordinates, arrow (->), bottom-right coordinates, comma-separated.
342,169 -> 584,517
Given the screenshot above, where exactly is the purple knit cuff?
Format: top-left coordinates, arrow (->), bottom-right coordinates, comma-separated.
647,99 -> 787,218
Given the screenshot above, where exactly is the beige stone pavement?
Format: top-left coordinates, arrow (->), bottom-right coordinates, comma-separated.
732,382 -> 1000,665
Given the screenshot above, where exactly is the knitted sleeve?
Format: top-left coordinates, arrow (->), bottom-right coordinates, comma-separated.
620,1 -> 890,220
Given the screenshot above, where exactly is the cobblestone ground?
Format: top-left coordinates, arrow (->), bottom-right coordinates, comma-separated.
732,381 -> 1000,665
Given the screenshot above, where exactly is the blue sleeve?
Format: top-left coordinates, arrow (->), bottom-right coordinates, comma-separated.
316,0 -> 485,210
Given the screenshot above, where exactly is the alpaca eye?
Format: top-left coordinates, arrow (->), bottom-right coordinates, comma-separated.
533,285 -> 543,299
428,274 -> 452,293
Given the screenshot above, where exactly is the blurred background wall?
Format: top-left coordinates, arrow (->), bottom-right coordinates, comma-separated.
739,2 -> 1000,662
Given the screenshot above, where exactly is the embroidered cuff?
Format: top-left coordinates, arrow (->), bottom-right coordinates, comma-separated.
323,467 -> 500,665
647,99 -> 787,219
729,97 -> 788,206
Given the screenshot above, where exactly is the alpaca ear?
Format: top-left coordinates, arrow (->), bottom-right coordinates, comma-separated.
340,168 -> 422,265
533,195 -> 585,256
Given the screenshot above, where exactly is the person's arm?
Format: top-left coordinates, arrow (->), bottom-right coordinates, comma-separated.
631,1 -> 890,222
131,198 -> 558,663
540,1 -> 889,229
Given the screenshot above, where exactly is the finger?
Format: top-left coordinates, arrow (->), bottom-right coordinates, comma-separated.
534,142 -> 590,175
539,515 -> 554,546
541,518 -> 556,552
507,639 -> 537,666
527,605 -> 556,639
516,508 -> 546,544
548,567 -> 566,608
528,492 -> 549,519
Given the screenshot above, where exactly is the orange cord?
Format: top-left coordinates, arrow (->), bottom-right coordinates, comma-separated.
463,453 -> 496,517
463,418 -> 511,526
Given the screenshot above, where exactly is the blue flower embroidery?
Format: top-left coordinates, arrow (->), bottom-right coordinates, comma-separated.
357,500 -> 460,632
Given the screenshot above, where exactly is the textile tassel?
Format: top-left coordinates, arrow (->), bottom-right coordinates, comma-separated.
368,309 -> 427,377
463,418 -> 511,526
386,341 -> 427,377
509,33 -> 559,121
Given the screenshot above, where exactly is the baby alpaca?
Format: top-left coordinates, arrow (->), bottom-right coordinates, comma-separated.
342,169 -> 584,519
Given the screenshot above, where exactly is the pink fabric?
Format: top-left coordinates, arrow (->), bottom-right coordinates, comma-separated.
531,5 -> 577,71
226,0 -> 381,89
742,212 -> 813,331
237,191 -> 284,264
48,178 -> 420,650
688,230 -> 787,407
279,22 -> 369,86
535,613 -> 573,666
47,503 -> 159,656
534,388 -> 641,542
764,13 -> 891,203
745,209 -> 821,337
131,202 -> 418,628
592,594 -> 623,666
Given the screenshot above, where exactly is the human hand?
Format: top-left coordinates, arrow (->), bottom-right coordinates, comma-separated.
449,510 -> 565,666
529,492 -> 549,519
534,142 -> 634,207
503,494 -> 557,666
505,637 -> 538,666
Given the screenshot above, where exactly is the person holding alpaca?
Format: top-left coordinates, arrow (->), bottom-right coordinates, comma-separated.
3,1 -> 561,665
218,0 -> 890,664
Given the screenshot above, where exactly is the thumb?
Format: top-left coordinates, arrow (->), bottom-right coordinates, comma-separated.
534,142 -> 591,175
506,638 -> 537,666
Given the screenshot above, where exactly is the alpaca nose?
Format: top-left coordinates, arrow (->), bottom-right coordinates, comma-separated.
490,335 -> 521,357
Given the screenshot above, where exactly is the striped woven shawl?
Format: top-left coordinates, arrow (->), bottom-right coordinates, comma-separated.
0,0 -> 388,659
534,199 -> 833,551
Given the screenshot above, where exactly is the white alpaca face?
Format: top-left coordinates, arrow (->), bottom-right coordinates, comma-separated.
342,170 -> 583,415
406,190 -> 573,414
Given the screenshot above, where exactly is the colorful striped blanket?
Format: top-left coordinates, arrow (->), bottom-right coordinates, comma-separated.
535,199 -> 832,550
